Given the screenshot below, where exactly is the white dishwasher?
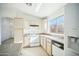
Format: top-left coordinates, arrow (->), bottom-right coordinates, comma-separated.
52,42 -> 64,56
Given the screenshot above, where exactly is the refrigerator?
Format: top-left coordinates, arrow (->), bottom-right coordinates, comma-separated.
65,3 -> 79,56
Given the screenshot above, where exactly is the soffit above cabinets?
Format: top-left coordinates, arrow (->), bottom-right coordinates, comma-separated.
0,3 -> 66,18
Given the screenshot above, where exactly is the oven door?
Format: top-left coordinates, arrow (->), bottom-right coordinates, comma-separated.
52,42 -> 64,56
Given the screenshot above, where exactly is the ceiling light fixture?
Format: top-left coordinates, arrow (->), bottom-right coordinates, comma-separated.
26,3 -> 32,6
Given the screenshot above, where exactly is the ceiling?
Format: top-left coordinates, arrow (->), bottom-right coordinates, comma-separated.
0,3 -> 66,18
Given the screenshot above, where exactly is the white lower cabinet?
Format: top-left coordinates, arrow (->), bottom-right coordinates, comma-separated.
41,35 -> 64,56
41,36 -> 52,56
43,37 -> 47,51
52,45 -> 64,56
41,36 -> 44,48
47,40 -> 52,55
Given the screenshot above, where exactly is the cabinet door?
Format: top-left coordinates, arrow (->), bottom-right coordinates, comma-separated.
47,39 -> 52,55
43,37 -> 47,51
41,36 -> 44,48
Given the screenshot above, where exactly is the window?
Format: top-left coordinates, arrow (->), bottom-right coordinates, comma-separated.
48,15 -> 64,34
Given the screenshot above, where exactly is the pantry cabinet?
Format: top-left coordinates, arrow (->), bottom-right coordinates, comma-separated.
14,17 -> 24,44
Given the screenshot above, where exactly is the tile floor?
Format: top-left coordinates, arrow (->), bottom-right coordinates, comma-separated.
0,38 -> 48,56
20,47 -> 48,56
0,38 -> 22,56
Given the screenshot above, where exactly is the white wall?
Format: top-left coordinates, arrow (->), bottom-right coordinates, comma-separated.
0,6 -> 16,42
24,20 -> 42,33
0,7 -> 2,44
64,3 -> 79,56
0,17 -> 1,45
0,7 -> 16,17
41,19 -> 48,33
1,18 -> 14,42
48,7 -> 64,20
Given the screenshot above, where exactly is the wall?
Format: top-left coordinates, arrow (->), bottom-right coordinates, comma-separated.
41,19 -> 48,33
24,20 -> 42,33
0,7 -> 2,44
64,3 -> 79,56
0,17 -> 1,45
1,18 -> 14,42
0,6 -> 16,42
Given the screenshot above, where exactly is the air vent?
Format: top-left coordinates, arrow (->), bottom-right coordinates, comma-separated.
42,16 -> 48,19
30,25 -> 39,27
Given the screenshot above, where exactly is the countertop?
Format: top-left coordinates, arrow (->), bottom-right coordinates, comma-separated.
40,34 -> 64,44
24,33 -> 64,44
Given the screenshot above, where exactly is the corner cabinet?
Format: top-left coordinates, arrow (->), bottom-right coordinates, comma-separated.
40,35 -> 52,56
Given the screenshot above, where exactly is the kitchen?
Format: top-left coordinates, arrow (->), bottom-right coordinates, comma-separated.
0,3 -> 79,56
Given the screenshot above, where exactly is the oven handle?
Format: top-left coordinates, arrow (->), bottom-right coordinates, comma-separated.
52,42 -> 64,50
